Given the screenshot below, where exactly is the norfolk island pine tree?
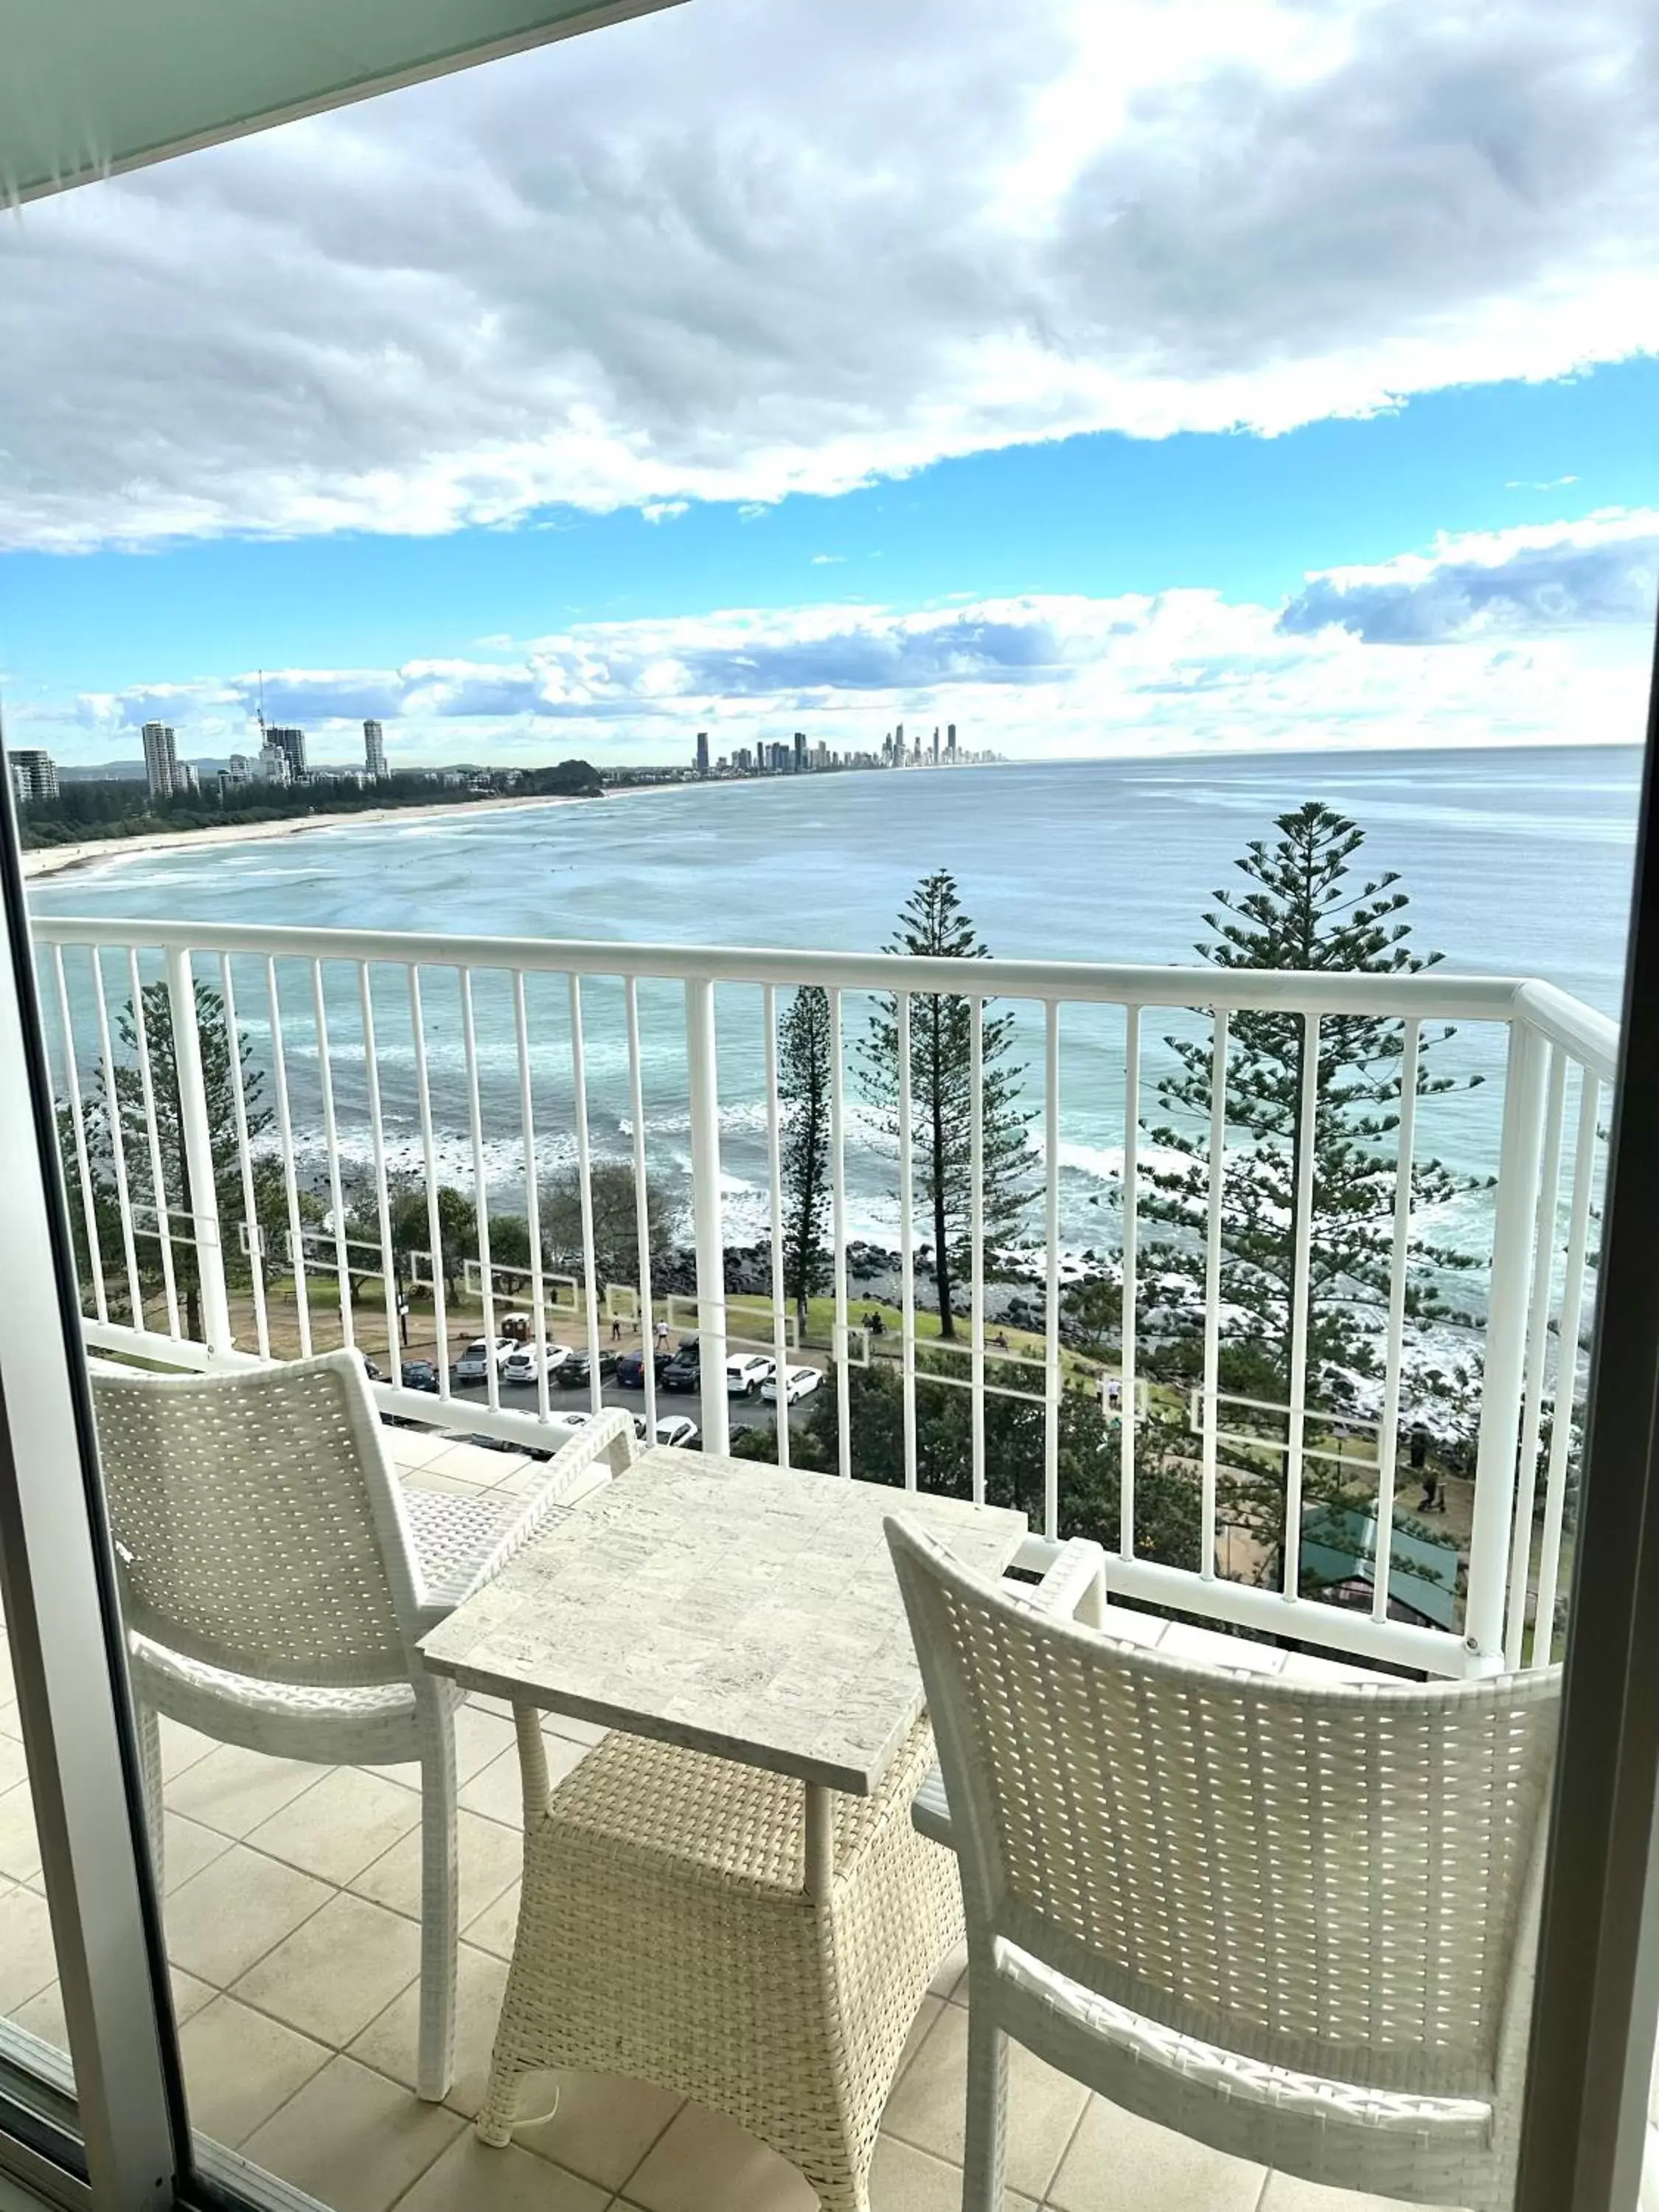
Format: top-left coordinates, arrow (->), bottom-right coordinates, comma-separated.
1142,801 -> 1480,1567
859,871 -> 1034,1342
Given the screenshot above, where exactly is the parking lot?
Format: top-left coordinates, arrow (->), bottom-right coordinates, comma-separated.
438,1355 -> 822,1445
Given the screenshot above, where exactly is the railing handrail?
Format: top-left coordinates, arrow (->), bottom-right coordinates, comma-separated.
30,912 -> 1559,1023
1512,978 -> 1620,1084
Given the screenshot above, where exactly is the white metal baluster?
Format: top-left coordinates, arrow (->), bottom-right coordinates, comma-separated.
265,957 -> 313,1357
310,960 -> 352,1349
1043,1001 -> 1061,1541
165,946 -> 231,1352
1120,1004 -> 1141,1559
1466,1018 -> 1550,1666
512,973 -> 550,1425
91,948 -> 144,1329
625,979 -> 658,1439
763,986 -> 790,1472
1371,1018 -> 1419,1621
1281,1014 -> 1321,1601
125,950 -> 181,1340
684,977 -> 728,1455
898,995 -> 925,1495
830,987 -> 851,1481
358,962 -> 401,1387
1200,1009 -> 1228,1580
568,975 -> 603,1414
407,968 -> 449,1399
459,967 -> 498,1411
1506,1044 -> 1568,1668
1534,1070 -> 1599,1662
970,995 -> 986,1508
218,955 -> 270,1361
51,945 -> 107,1324
898,992 -> 917,1493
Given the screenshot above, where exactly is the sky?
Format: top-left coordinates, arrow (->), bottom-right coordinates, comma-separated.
1,0 -> 1657,771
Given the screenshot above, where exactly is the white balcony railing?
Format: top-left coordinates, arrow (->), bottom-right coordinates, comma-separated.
31,914 -> 1618,1680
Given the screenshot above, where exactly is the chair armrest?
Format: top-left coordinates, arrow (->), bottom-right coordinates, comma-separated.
1026,1537 -> 1108,1628
913,1537 -> 1108,1852
454,1409 -> 637,1606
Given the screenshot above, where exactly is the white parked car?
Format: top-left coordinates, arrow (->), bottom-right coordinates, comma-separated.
760,1363 -> 821,1405
725,1354 -> 776,1398
654,1416 -> 700,1450
453,1336 -> 515,1385
502,1340 -> 570,1388
563,1409 -> 650,1442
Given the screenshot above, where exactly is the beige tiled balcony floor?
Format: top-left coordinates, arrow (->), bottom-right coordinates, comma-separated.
0,1431 -> 1411,2212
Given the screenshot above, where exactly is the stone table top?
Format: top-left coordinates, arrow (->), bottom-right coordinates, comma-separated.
418,1446 -> 1026,1795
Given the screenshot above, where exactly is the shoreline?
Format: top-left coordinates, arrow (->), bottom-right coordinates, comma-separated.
18,787 -> 667,882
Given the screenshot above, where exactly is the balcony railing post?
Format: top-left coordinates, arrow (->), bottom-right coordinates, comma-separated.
164,946 -> 232,1354
1464,1014 -> 1550,1666
685,977 -> 729,1455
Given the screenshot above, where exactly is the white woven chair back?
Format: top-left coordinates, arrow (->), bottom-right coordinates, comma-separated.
887,1516 -> 1560,2105
93,1352 -> 421,1688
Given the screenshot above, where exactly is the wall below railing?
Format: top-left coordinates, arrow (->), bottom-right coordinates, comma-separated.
37,914 -> 1617,1678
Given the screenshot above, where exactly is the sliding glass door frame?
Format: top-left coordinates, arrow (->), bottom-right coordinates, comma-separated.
1516,624 -> 1659,2211
0,770 -> 184,2211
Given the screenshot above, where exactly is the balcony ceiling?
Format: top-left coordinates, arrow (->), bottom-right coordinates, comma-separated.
0,0 -> 683,206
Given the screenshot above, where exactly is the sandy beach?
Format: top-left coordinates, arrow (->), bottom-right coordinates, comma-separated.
19,787 -> 623,880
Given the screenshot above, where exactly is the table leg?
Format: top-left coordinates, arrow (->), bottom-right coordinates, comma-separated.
804,1781 -> 834,1901
512,1701 -> 550,1839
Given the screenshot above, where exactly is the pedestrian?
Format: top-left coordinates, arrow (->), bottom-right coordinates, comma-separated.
655,1317 -> 669,1351
610,1314 -> 622,1344
1410,1423 -> 1439,1513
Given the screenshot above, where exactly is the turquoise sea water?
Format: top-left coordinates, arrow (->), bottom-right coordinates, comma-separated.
29,745 -> 1643,1254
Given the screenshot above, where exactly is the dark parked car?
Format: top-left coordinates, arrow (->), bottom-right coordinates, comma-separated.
400,1360 -> 441,1394
661,1339 -> 700,1394
555,1346 -> 620,1388
616,1346 -> 669,1389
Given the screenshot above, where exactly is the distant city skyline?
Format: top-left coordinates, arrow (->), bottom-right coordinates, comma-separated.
0,1 -> 1654,772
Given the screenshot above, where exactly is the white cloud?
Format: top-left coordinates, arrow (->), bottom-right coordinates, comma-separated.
0,0 -> 1655,551
1281,509 -> 1659,641
28,510 -> 1654,767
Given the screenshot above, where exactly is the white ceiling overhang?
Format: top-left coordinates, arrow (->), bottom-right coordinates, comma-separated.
1,0 -> 684,205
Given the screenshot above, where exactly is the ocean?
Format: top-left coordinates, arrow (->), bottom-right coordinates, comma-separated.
28,745 -> 1642,1260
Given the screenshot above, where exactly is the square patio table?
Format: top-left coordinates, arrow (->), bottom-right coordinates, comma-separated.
418,1442 -> 1026,1881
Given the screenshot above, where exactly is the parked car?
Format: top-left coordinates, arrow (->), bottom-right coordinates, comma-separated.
502,1340 -> 569,1388
453,1336 -> 515,1385
654,1416 -> 700,1450
564,1409 -> 650,1442
760,1363 -> 821,1405
400,1360 -> 441,1394
555,1345 -> 620,1388
661,1340 -> 700,1393
725,1353 -> 776,1398
616,1345 -> 670,1389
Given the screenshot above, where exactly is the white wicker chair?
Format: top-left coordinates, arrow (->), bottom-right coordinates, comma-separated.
90,1350 -> 637,2101
886,1515 -> 1562,2212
